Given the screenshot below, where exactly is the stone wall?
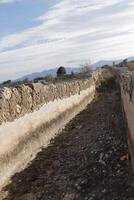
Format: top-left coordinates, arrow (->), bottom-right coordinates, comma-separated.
115,67 -> 134,171
0,78 -> 95,190
92,67 -> 115,86
0,69 -> 117,191
0,79 -> 91,124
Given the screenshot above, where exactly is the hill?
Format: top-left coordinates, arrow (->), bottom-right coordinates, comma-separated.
16,67 -> 80,81
16,57 -> 134,81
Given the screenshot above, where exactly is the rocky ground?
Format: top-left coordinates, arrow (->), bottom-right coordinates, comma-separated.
2,84 -> 134,200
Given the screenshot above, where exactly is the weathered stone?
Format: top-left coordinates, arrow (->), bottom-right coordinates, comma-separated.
0,79 -> 92,124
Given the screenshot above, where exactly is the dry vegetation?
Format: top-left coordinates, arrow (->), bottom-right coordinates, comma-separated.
127,63 -> 134,71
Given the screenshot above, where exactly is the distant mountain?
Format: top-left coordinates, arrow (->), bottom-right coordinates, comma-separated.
91,59 -> 124,68
91,56 -> 134,68
16,67 -> 80,81
16,56 -> 134,81
91,60 -> 120,68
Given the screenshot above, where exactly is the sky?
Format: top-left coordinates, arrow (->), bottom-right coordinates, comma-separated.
0,0 -> 134,81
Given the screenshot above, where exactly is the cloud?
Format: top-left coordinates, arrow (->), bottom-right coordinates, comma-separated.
0,0 -> 134,81
0,0 -> 22,4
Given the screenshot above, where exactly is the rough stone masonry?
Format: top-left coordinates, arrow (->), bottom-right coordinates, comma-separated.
0,79 -> 91,124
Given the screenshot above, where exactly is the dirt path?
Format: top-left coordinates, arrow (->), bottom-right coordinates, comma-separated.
3,87 -> 134,200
